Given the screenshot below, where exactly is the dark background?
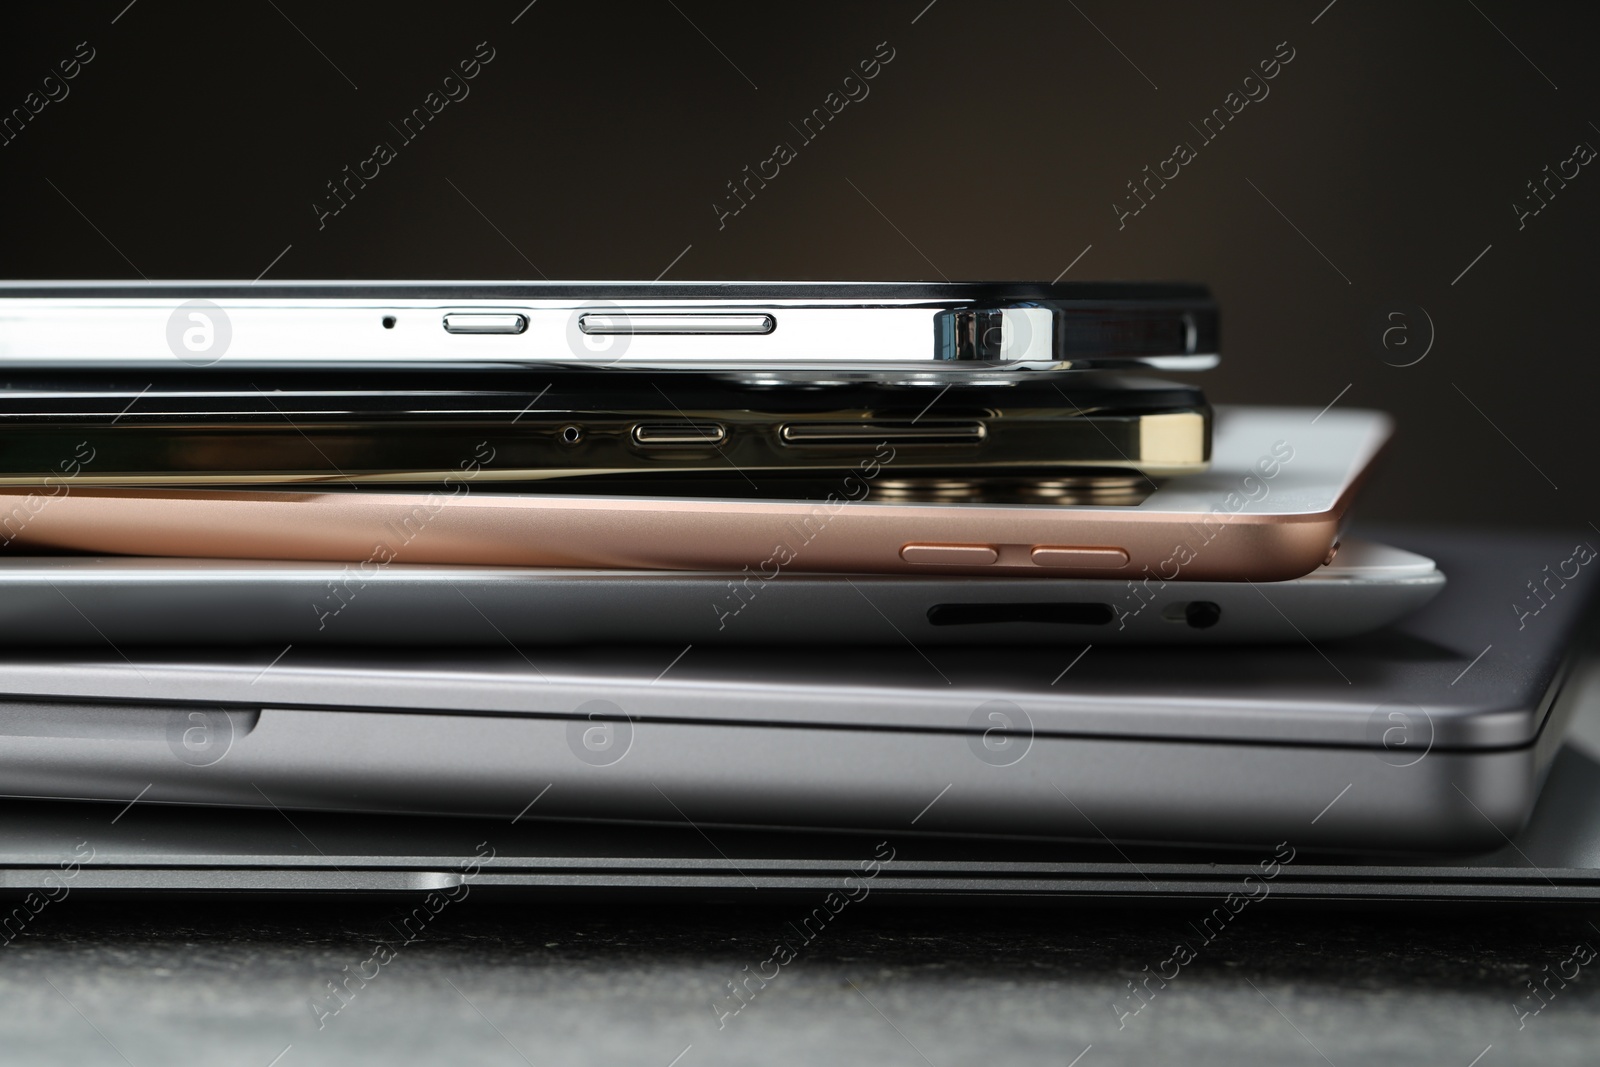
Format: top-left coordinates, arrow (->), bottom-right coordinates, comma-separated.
1,0 -> 1594,528
4,7 -> 1600,1061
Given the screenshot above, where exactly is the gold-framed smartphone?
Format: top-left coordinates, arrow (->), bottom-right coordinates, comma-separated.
0,367 -> 1207,486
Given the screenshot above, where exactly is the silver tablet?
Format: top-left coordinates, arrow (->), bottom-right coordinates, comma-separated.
0,539 -> 1442,646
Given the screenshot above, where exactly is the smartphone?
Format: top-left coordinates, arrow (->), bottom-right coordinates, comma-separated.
0,407 -> 1384,582
0,281 -> 1218,371
0,367 -> 1209,485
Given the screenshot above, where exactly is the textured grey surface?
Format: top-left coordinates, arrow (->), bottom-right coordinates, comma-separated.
5,896 -> 1600,1066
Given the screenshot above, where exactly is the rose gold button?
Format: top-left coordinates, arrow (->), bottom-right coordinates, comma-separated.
1030,546 -> 1130,568
900,543 -> 1000,566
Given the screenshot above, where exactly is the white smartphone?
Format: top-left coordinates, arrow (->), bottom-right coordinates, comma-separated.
0,280 -> 1218,371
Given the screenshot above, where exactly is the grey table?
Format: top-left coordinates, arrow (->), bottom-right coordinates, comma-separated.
4,884 -> 1600,1065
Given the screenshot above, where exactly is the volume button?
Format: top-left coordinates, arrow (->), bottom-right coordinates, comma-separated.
1029,546 -> 1130,568
900,544 -> 1000,566
632,423 -> 727,446
579,313 -> 775,335
443,313 -> 528,334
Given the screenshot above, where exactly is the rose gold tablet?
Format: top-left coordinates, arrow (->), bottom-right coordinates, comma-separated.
1,407 -> 1387,582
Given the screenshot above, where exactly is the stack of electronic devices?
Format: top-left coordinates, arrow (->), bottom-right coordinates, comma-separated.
0,282 -> 1595,901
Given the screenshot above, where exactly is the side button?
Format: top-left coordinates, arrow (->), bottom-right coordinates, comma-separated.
443,313 -> 529,335
1030,546 -> 1130,569
901,544 -> 999,566
632,423 -> 727,446
580,312 -> 775,335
